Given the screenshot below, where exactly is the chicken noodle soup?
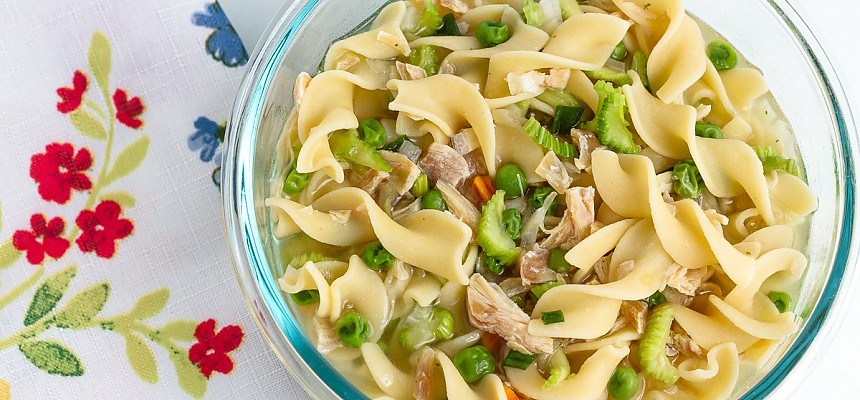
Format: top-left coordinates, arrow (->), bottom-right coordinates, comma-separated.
267,0 -> 818,399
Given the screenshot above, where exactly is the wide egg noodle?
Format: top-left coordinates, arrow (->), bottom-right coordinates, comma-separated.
566,218 -> 639,278
492,108 -> 547,183
542,13 -> 632,72
278,261 -> 349,319
388,74 -> 498,175
329,256 -> 391,341
323,2 -> 411,70
267,188 -> 474,284
435,351 -> 507,400
360,342 -> 414,400
505,344 -> 630,400
528,290 -> 621,339
644,343 -> 740,400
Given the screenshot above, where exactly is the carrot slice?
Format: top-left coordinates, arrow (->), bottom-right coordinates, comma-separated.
480,332 -> 504,354
473,175 -> 496,204
504,384 -> 522,400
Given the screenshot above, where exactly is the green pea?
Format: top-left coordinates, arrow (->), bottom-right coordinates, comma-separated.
484,252 -> 507,275
706,39 -> 738,70
672,159 -> 704,199
335,311 -> 372,347
411,173 -> 429,197
362,241 -> 394,271
432,307 -> 455,340
529,186 -> 556,210
608,366 -> 639,400
502,208 -> 523,240
282,168 -> 310,195
495,163 -> 527,199
768,291 -> 791,313
548,248 -> 572,273
611,42 -> 628,61
359,118 -> 387,148
476,20 -> 511,48
290,290 -> 320,306
422,189 -> 447,211
644,291 -> 667,309
453,345 -> 496,383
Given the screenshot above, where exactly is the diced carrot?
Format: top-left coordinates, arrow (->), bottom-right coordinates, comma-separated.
473,175 -> 495,204
481,332 -> 504,354
504,384 -> 522,400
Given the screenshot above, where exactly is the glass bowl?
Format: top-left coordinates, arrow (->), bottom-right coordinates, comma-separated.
221,1 -> 859,399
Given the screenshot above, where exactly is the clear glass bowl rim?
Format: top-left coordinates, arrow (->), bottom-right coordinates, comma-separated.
221,1 -> 860,399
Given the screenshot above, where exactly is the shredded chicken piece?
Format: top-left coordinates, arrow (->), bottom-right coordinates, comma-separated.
396,61 -> 428,81
441,0 -> 470,13
605,316 -> 627,336
413,347 -> 436,400
519,244 -> 556,285
314,317 -> 343,354
436,180 -> 481,230
293,72 -> 312,107
668,331 -> 704,358
439,60 -> 456,75
536,152 -> 573,193
499,278 -> 530,298
541,187 -> 596,250
545,68 -> 571,90
612,260 -> 635,282
457,21 -> 470,35
381,151 -> 422,195
334,52 -> 361,71
620,300 -> 648,334
451,129 -> 480,155
419,143 -> 471,185
376,31 -> 410,56
507,71 -> 548,96
592,256 -> 612,284
571,129 -> 600,172
392,197 -> 422,221
328,210 -> 352,224
467,274 -> 554,354
664,264 -> 710,296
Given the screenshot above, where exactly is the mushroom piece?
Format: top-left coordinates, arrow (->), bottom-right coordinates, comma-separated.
419,143 -> 471,186
535,151 -> 573,193
620,300 -> 648,334
506,71 -> 548,96
396,61 -> 428,81
381,151 -> 422,195
467,274 -> 555,354
545,68 -> 571,90
664,264 -> 710,296
413,347 -> 436,400
313,317 -> 343,354
571,129 -> 600,173
541,187 -> 596,250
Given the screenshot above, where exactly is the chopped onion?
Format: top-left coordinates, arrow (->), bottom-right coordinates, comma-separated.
522,191 -> 558,249
605,58 -> 627,72
398,140 -> 423,164
436,180 -> 481,230
541,0 -> 564,34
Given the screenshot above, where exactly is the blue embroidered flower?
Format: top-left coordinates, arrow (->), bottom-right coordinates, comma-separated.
192,2 -> 248,67
188,116 -> 225,163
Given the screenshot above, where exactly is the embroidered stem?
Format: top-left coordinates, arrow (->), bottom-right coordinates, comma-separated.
0,267 -> 45,311
84,99 -> 108,121
0,315 -> 54,350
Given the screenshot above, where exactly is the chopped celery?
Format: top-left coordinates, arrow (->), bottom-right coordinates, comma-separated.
523,117 -> 579,159
503,208 -> 523,240
409,45 -> 439,76
694,121 -> 725,139
290,290 -> 320,306
411,173 -> 429,197
560,0 -> 583,19
611,42 -> 629,61
593,81 -> 640,154
329,129 -> 393,172
283,168 -> 311,195
476,20 -> 511,47
477,191 -> 522,265
523,0 -> 544,28
585,67 -> 633,87
753,146 -> 799,176
484,252 -> 507,275
551,105 -> 585,135
637,304 -> 680,386
359,118 -> 387,148
530,280 -> 563,299
672,159 -> 705,199
542,350 -> 570,389
631,51 -> 650,91
436,13 -> 461,36
515,99 -> 532,117
536,89 -> 582,110
399,306 -> 456,351
288,252 -> 335,268
415,0 -> 443,37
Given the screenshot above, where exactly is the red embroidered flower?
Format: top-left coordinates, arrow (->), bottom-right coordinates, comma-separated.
75,200 -> 134,258
189,319 -> 244,378
56,70 -> 88,114
30,143 -> 93,204
113,89 -> 145,129
13,214 -> 71,265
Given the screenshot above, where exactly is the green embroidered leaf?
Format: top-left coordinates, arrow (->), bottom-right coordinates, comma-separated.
19,340 -> 84,376
53,283 -> 110,329
70,109 -> 107,140
170,349 -> 207,398
0,239 -> 22,271
104,135 -> 150,186
24,265 -> 77,326
160,320 -> 198,342
88,31 -> 112,97
129,288 -> 169,320
100,190 -> 136,208
124,333 -> 158,384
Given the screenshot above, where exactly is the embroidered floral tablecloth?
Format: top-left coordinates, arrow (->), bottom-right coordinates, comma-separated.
0,1 -> 310,398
